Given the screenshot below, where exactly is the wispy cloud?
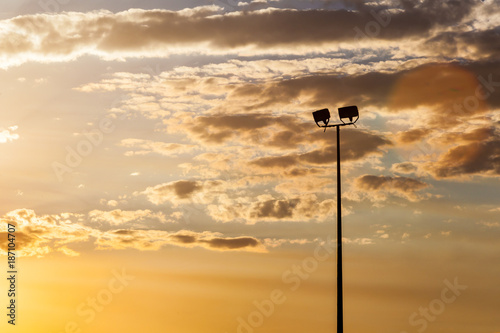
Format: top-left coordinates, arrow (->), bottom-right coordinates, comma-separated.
0,126 -> 19,143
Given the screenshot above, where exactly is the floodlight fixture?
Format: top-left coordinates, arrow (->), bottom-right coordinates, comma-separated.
313,108 -> 331,127
338,105 -> 359,124
313,105 -> 359,132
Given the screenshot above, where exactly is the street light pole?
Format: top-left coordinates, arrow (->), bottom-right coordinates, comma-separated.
312,106 -> 359,333
336,125 -> 343,333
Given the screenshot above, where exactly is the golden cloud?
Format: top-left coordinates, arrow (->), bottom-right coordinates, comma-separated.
208,193 -> 335,223
0,1 -> 484,68
88,209 -> 168,225
0,209 -> 93,257
428,139 -> 500,178
0,209 -> 266,257
96,229 -> 264,252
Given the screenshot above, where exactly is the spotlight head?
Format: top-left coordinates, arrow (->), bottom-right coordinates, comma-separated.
312,108 -> 331,127
338,105 -> 359,123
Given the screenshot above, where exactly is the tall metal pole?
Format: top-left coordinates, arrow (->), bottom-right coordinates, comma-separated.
313,105 -> 358,333
337,125 -> 343,333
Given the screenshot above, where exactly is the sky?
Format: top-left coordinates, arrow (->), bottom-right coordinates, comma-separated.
0,0 -> 499,332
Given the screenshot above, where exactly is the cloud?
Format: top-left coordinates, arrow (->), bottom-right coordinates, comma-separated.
428,139 -> 500,178
0,126 -> 19,143
237,72 -> 397,110
421,126 -> 500,179
143,180 -> 204,204
396,128 -> 432,144
388,64 -> 490,118
0,209 -> 93,257
77,57 -> 435,115
171,181 -> 203,198
171,231 -> 262,251
249,128 -> 391,170
199,236 -> 260,250
250,198 -> 299,219
96,229 -> 264,252
0,1 -> 483,68
391,162 -> 418,174
226,63 -> 498,123
348,0 -> 478,40
357,174 -> 427,192
188,114 -> 276,144
0,209 -> 265,256
75,53 -> 500,149
424,28 -> 500,60
120,138 -> 196,156
208,194 -> 335,223
0,230 -> 41,255
283,167 -> 324,178
165,112 -> 391,178
172,113 -> 318,150
477,221 -> 500,228
250,155 -> 298,169
436,126 -> 496,145
88,209 -> 168,225
299,130 -> 391,165
354,174 -> 429,202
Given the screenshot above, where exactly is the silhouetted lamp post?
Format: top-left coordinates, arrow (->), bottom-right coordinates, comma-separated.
312,105 -> 359,333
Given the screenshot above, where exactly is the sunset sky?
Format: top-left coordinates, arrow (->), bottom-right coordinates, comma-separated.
0,0 -> 499,332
